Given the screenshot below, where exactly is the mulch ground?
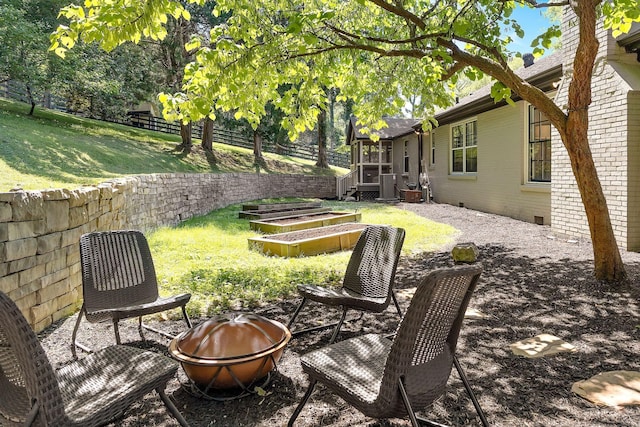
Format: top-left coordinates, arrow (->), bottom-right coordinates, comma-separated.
40,202 -> 640,426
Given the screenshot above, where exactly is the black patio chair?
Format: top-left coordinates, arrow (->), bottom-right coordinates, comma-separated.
288,264 -> 489,427
0,290 -> 189,426
287,225 -> 405,343
72,230 -> 192,357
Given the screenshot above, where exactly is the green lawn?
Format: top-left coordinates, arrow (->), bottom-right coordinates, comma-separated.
0,98 -> 346,191
149,200 -> 458,317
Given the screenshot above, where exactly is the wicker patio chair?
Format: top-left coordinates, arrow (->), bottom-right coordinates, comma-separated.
287,225 -> 405,343
288,264 -> 489,427
72,230 -> 192,357
0,291 -> 189,427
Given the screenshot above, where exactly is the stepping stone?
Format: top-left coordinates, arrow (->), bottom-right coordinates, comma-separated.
464,307 -> 490,320
509,333 -> 576,358
572,371 -> 640,407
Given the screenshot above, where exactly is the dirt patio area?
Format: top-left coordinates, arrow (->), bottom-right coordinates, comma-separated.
39,202 -> 640,426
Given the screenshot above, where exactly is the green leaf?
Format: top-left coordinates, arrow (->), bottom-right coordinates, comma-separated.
185,38 -> 201,52
303,33 -> 319,45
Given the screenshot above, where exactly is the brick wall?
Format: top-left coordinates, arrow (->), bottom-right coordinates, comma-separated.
551,8 -> 639,248
0,173 -> 335,331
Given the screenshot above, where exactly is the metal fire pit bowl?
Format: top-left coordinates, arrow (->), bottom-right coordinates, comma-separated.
168,313 -> 291,400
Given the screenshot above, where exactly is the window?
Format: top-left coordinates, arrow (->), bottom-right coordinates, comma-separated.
358,140 -> 392,183
528,105 -> 551,182
451,120 -> 477,173
362,142 -> 380,163
403,141 -> 409,174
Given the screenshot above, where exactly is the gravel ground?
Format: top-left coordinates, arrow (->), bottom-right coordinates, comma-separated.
40,202 -> 640,426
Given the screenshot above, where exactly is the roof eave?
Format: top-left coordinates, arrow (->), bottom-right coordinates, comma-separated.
617,25 -> 640,52
435,63 -> 562,125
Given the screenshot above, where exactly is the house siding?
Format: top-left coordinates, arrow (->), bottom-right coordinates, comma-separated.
393,133 -> 420,189
628,90 -> 640,250
429,102 -> 551,223
552,8 -> 639,249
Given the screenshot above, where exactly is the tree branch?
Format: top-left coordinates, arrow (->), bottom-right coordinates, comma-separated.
440,61 -> 466,81
519,0 -> 570,7
366,0 -> 426,30
324,23 -> 447,45
452,35 -> 508,67
436,37 -> 567,133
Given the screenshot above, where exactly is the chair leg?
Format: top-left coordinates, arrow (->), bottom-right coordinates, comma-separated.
287,379 -> 317,427
287,297 -> 307,329
113,319 -> 122,344
71,306 -> 86,358
454,356 -> 490,427
392,291 -> 403,317
399,377 -> 450,427
157,387 -> 190,427
328,309 -> 348,344
182,305 -> 192,328
138,316 -> 146,341
24,398 -> 40,426
398,376 -> 420,427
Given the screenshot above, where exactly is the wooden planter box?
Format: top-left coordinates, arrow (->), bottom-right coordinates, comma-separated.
239,207 -> 331,220
242,201 -> 321,211
248,223 -> 368,257
249,211 -> 362,234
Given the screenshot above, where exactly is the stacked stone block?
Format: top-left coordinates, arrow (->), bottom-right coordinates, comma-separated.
0,173 -> 335,331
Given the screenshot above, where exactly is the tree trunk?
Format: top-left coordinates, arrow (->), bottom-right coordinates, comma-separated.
201,117 -> 214,151
316,109 -> 329,168
179,121 -> 192,152
560,1 -> 626,282
343,98 -> 354,123
328,88 -> 336,150
253,131 -> 266,166
26,84 -> 36,116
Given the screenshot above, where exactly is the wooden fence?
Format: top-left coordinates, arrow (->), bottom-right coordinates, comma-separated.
0,81 -> 350,168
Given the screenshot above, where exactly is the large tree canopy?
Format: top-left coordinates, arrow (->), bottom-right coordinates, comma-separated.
52,0 -> 640,282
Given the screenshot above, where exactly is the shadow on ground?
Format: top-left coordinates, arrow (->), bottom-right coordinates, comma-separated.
40,244 -> 640,426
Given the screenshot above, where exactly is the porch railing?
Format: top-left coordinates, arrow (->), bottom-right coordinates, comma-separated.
336,169 -> 357,199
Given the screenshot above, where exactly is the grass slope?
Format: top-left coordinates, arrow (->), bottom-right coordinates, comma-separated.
0,98 -> 346,192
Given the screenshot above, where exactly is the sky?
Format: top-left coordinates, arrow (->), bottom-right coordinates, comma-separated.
505,6 -> 556,54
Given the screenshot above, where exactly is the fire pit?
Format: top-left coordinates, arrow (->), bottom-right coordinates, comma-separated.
168,313 -> 291,399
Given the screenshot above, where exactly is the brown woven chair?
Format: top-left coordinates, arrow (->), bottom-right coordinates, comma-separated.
287,225 -> 406,343
0,291 -> 189,427
72,230 -> 192,357
288,264 -> 489,427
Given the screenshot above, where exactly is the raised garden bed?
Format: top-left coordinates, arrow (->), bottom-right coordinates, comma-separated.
241,201 -> 322,211
248,223 -> 368,257
249,211 -> 362,234
238,207 -> 331,220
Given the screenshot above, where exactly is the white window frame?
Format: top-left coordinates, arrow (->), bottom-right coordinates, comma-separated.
527,104 -> 551,184
403,140 -> 409,174
449,118 -> 477,174
429,131 -> 436,166
357,140 -> 393,184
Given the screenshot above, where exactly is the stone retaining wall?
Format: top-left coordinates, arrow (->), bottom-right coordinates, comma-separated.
0,173 -> 336,331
